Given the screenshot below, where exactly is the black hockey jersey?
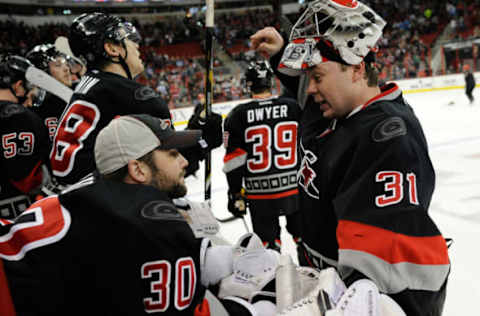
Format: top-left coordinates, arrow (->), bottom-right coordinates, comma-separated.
50,71 -> 173,184
0,101 -> 50,219
270,45 -> 449,314
223,96 -> 301,202
1,180 -> 207,315
298,84 -> 450,297
31,93 -> 68,143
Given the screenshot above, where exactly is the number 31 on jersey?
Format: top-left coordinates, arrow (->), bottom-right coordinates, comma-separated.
375,171 -> 419,207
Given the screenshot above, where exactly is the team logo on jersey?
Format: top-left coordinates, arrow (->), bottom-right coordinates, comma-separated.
223,131 -> 229,148
141,200 -> 186,222
298,143 -> 320,199
371,116 -> 407,143
134,86 -> 159,101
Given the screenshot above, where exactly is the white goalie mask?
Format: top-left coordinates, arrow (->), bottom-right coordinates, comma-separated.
278,0 -> 386,76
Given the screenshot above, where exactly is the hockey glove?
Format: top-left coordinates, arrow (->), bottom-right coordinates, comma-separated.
173,198 -> 220,238
218,233 -> 279,301
228,192 -> 247,217
187,109 -> 223,150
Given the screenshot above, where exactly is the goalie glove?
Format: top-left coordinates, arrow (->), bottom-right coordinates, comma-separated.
228,191 -> 247,217
218,233 -> 279,300
173,198 -> 220,238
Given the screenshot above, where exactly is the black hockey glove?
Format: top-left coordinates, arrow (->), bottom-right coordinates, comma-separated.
227,192 -> 247,217
187,109 -> 223,150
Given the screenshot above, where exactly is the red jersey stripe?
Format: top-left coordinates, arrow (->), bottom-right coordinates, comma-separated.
337,220 -> 450,265
10,161 -> 43,194
361,84 -> 399,110
223,148 -> 247,163
246,189 -> 298,200
0,197 -> 69,259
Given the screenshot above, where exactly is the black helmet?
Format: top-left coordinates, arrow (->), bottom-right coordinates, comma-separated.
26,44 -> 63,72
69,12 -> 141,67
0,54 -> 32,89
0,55 -> 45,106
244,60 -> 273,94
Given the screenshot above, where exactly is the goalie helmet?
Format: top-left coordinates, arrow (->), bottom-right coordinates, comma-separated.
244,60 -> 273,94
69,12 -> 141,67
0,54 -> 32,89
26,44 -> 64,73
279,0 -> 386,76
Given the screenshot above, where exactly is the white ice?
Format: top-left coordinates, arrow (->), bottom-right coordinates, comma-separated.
184,88 -> 480,315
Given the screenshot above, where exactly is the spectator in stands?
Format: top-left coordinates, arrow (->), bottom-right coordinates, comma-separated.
4,2 -> 480,99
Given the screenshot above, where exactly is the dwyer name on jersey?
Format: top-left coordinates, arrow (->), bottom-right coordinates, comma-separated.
247,104 -> 289,123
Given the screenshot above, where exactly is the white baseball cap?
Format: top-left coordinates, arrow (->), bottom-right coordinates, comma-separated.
95,114 -> 202,175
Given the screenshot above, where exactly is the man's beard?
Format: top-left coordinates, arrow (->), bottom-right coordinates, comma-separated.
149,165 -> 187,198
167,183 -> 187,199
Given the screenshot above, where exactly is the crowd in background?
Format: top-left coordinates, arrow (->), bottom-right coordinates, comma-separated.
1,0 -> 479,108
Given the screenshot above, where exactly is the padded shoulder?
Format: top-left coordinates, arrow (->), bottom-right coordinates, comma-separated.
0,101 -> 25,118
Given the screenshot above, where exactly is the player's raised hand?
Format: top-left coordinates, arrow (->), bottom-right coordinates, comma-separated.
250,27 -> 284,58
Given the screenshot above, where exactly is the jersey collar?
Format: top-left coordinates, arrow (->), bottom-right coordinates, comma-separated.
347,83 -> 401,119
317,83 -> 401,138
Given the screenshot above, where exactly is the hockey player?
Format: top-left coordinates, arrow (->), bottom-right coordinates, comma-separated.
0,55 -> 51,219
54,35 -> 88,84
50,12 -> 222,185
1,114 -> 279,316
223,60 -> 302,251
250,0 -> 450,315
464,64 -> 476,104
26,44 -> 72,142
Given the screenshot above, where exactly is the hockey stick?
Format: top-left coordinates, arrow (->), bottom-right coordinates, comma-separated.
216,215 -> 239,223
204,0 -> 214,202
25,66 -> 73,103
215,215 -> 250,233
240,217 -> 250,233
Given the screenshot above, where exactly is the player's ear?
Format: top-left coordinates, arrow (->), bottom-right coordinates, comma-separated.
352,62 -> 365,83
12,80 -> 25,97
104,42 -> 121,58
126,159 -> 151,184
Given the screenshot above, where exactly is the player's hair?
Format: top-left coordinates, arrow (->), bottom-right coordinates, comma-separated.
340,62 -> 379,87
101,150 -> 156,182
